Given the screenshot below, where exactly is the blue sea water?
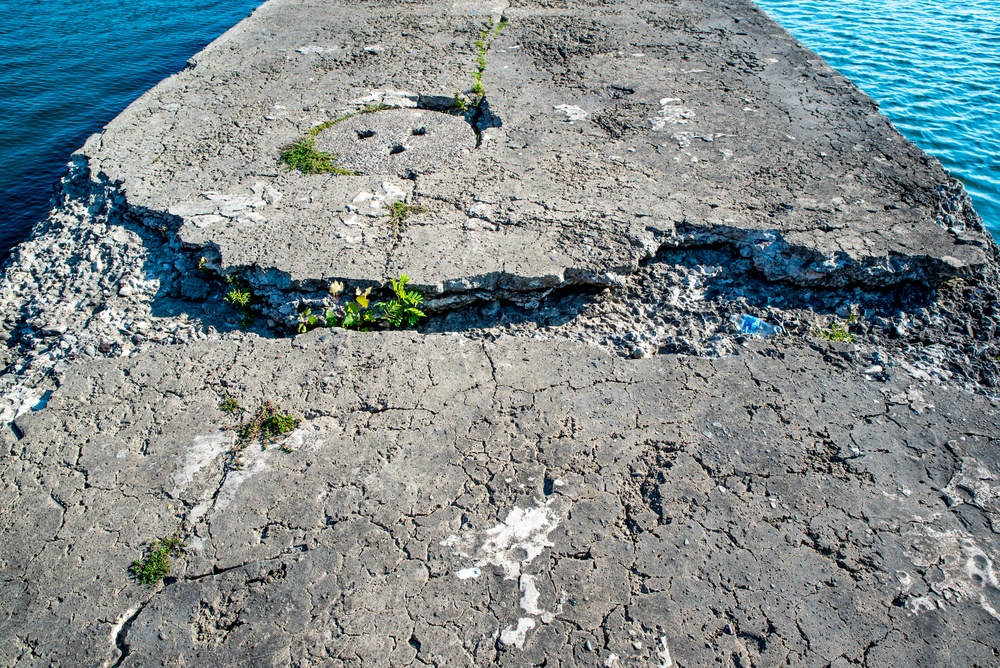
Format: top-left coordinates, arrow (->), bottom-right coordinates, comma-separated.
754,0 -> 1000,237
0,0 -> 263,259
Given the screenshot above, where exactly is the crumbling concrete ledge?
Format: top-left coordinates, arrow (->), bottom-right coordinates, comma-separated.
1,0 -> 999,665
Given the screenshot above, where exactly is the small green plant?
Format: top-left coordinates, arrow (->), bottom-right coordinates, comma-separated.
456,17 -> 508,109
223,275 -> 255,327
307,105 -> 389,135
130,535 -> 183,586
813,320 -> 855,343
279,136 -> 357,175
221,399 -> 301,468
297,276 -> 427,333
236,401 -> 300,446
386,201 -> 428,230
379,274 -> 426,328
220,396 -> 242,414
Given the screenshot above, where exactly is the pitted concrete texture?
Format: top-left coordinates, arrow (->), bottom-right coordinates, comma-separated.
2,0 -> 1000,665
314,108 -> 478,176
2,331 -> 999,666
82,0 -> 989,306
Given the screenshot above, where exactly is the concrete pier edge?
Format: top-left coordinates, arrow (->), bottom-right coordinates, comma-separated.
2,0 -> 999,665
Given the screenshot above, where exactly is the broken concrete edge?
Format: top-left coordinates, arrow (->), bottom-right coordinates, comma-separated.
59,140 -> 997,334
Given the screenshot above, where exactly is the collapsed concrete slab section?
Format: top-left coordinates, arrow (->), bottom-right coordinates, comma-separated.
80,0 -> 990,320
1,0 -> 999,666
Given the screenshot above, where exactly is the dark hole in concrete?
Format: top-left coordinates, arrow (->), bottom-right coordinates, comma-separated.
356,129 -> 376,139
389,143 -> 406,155
412,126 -> 427,136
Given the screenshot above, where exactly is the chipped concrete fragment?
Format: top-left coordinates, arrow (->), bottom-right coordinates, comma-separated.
554,104 -> 588,122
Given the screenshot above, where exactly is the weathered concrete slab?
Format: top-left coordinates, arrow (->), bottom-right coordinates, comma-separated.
2,332 -> 999,666
2,0 -> 1000,665
82,0 -> 990,314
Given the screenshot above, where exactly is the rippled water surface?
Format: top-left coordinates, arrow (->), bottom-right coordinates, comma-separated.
754,0 -> 1000,236
0,0 -> 263,258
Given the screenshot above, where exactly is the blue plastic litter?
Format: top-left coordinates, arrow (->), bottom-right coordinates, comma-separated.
732,314 -> 783,337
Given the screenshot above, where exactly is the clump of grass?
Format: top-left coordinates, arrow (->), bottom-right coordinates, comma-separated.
236,401 -> 300,447
130,536 -> 183,586
386,201 -> 428,230
220,399 -> 301,468
220,396 -> 241,414
813,320 -> 855,343
279,136 -> 357,175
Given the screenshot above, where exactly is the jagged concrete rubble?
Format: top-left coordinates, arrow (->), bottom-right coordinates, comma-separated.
1,0 -> 999,665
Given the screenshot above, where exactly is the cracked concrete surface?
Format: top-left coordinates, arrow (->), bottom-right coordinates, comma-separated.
2,333 -> 1000,665
1,0 -> 999,665
76,0 -> 992,312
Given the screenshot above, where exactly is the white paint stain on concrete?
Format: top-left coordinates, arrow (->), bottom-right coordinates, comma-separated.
498,617 -> 535,649
554,104 -> 588,122
649,97 -> 695,130
658,636 -> 674,667
904,527 -> 1000,621
479,504 -> 560,579
443,501 -> 561,580
171,432 -> 232,495
519,574 -> 543,614
442,499 -> 564,650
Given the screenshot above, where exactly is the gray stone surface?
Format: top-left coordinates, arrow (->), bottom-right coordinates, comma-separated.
1,0 -> 999,665
2,332 -> 999,666
78,0 -> 991,308
315,108 -> 478,177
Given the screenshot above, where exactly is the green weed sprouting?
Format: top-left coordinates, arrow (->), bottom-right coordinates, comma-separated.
130,536 -> 183,586
279,136 -> 357,175
455,17 -> 508,109
387,201 -> 428,230
307,104 -> 390,136
280,104 -> 392,173
813,320 -> 855,343
220,396 -> 242,414
236,401 -> 300,446
222,400 -> 301,468
223,275 -> 255,328
380,274 -> 426,328
297,275 -> 426,334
